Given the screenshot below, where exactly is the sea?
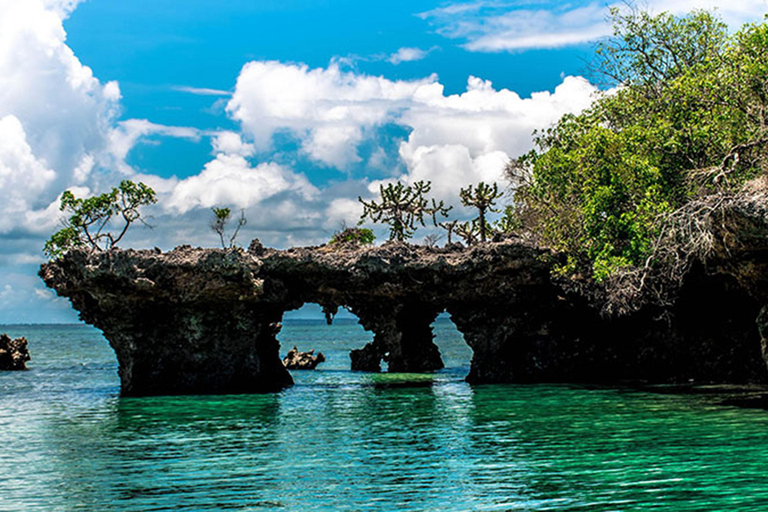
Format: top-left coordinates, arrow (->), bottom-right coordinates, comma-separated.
2,318 -> 768,511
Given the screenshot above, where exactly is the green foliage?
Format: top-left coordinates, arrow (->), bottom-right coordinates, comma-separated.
594,7 -> 728,90
509,8 -> 768,280
210,207 -> 247,248
439,219 -> 459,244
329,227 -> 375,246
460,182 -> 503,242
359,181 -> 452,241
454,220 -> 479,246
496,205 -> 521,234
44,180 -> 157,259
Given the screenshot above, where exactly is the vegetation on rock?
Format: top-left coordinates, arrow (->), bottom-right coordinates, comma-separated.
329,227 -> 375,246
211,207 -> 247,249
44,180 -> 156,259
460,181 -> 504,243
454,220 -> 479,247
359,181 -> 451,241
508,8 -> 768,285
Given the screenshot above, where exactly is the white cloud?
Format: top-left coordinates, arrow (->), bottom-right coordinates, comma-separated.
212,131 -> 255,157
0,0 -> 121,231
419,0 -> 768,52
106,119 -> 202,173
227,59 -> 597,201
173,86 -> 232,96
41,0 -> 84,19
0,115 -> 57,233
325,198 -> 364,228
0,0 -> 207,242
393,75 -> 597,198
387,47 -> 436,65
226,60 -> 437,167
166,144 -> 318,214
0,284 -> 12,303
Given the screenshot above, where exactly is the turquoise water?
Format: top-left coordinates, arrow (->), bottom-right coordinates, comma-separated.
2,321 -> 768,511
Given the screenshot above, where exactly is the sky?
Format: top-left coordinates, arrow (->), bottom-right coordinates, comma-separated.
0,0 -> 766,323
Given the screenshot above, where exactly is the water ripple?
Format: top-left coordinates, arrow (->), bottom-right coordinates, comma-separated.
2,323 -> 768,510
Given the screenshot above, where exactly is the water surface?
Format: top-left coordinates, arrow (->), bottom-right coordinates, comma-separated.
1,321 -> 767,511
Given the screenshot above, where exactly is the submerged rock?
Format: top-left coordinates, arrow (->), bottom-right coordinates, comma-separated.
0,334 -> 30,371
283,346 -> 326,370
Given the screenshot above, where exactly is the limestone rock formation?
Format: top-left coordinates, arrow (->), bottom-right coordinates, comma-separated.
40,240 -> 553,395
283,346 -> 326,370
38,201 -> 768,396
0,334 -> 30,371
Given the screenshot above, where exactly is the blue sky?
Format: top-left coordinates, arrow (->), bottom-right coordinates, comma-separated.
0,0 -> 765,323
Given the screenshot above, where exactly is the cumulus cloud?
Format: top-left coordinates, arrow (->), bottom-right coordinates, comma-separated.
41,0 -> 85,19
419,0 -> 768,52
0,115 -> 56,232
227,60 -> 598,200
387,46 -> 437,65
226,60 -> 437,168
166,133 -> 318,214
106,119 -> 202,173
0,0 -> 122,231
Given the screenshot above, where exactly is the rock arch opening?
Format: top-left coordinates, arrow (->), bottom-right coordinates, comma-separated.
347,301 -> 444,373
430,312 -> 473,374
279,303 -> 373,371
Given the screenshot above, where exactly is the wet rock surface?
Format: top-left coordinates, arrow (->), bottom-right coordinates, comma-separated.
0,334 -> 30,371
283,346 -> 326,370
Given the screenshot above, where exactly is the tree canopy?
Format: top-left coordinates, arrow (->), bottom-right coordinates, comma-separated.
359,181 -> 451,241
210,207 -> 247,249
509,8 -> 768,280
44,180 -> 157,259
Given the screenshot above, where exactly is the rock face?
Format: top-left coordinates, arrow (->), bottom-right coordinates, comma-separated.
39,199 -> 768,396
40,240 -> 554,395
283,346 -> 326,370
0,334 -> 30,371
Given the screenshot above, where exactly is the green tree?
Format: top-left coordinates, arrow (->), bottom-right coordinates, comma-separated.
359,181 -> 451,241
329,226 -> 376,246
460,182 -> 503,243
210,207 -> 247,249
439,219 -> 459,244
44,180 -> 156,259
508,8 -> 768,280
454,220 -> 479,247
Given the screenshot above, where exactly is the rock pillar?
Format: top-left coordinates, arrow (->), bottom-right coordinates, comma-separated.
450,302 -> 553,384
349,301 -> 443,373
97,302 -> 293,396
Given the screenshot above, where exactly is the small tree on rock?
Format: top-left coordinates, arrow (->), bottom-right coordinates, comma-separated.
460,182 -> 503,243
329,226 -> 376,246
359,180 -> 451,241
211,207 -> 247,249
44,180 -> 156,259
455,220 -> 479,246
439,220 -> 459,244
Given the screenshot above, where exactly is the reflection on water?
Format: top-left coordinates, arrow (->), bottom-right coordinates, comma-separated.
2,323 -> 768,510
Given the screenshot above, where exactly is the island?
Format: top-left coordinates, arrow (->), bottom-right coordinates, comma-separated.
39,190 -> 768,396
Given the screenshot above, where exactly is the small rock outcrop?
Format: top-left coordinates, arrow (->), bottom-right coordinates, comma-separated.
0,334 -> 30,371
283,346 -> 326,370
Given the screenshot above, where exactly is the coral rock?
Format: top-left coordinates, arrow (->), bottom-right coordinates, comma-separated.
283,346 -> 326,370
0,334 -> 30,371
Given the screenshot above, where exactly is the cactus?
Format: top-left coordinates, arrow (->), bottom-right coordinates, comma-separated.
459,182 -> 503,243
359,181 -> 451,241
